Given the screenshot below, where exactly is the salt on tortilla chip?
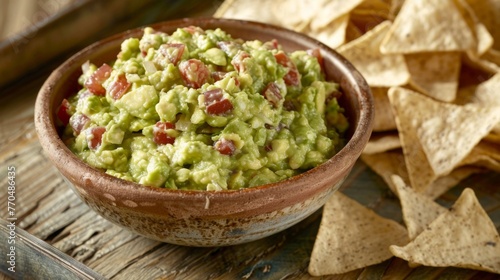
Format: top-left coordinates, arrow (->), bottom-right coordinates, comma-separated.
337,21 -> 410,87
462,0 -> 500,51
390,188 -> 500,274
372,87 -> 397,132
405,52 -> 461,102
309,0 -> 364,32
388,86 -> 500,177
380,0 -> 475,54
391,175 -> 447,240
387,87 -> 437,192
308,192 -> 409,276
363,131 -> 401,155
308,14 -> 349,49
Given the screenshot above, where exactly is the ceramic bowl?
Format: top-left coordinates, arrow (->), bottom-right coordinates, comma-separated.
34,18 -> 373,246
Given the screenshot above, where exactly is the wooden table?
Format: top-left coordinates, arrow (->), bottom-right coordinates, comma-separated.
1,1 -> 499,279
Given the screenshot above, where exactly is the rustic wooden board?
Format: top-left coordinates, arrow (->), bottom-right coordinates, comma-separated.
0,1 -> 499,279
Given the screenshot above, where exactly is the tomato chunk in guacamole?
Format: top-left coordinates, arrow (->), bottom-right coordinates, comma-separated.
59,26 -> 349,191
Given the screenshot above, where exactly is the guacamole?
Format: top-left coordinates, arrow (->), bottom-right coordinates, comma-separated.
58,26 -> 349,190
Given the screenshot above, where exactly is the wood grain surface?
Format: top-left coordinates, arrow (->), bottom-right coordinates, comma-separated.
0,1 -> 499,279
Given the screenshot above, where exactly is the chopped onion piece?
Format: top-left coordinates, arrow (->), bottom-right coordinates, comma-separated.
143,60 -> 157,74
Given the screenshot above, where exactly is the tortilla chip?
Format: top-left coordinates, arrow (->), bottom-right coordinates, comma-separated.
345,20 -> 363,43
363,131 -> 401,155
362,150 -> 480,199
459,141 -> 500,172
337,21 -> 410,87
453,0 -> 494,56
388,86 -> 500,177
308,192 -> 409,276
308,14 -> 349,49
387,88 -> 437,192
372,87 -> 397,131
422,167 -> 483,199
405,52 -> 462,102
471,73 -> 500,106
390,188 -> 500,274
391,175 -> 447,240
213,0 -> 280,25
380,0 -> 475,54
309,0 -> 364,31
361,150 -> 408,195
351,0 -> 392,21
270,0 -> 314,32
463,50 -> 500,74
462,0 -> 500,51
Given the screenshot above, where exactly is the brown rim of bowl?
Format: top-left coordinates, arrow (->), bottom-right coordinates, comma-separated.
34,17 -> 373,215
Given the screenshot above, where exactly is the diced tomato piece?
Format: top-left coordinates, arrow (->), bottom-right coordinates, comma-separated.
214,138 -> 236,156
158,43 -> 185,65
109,74 -> 131,100
153,121 -> 176,145
86,126 -> 106,150
231,51 -> 250,73
261,82 -> 282,108
70,114 -> 90,135
204,88 -> 233,115
57,99 -> 72,126
274,52 -> 300,86
307,48 -> 324,71
211,71 -> 240,87
211,71 -> 227,82
84,63 -> 112,96
207,99 -> 233,115
263,39 -> 279,50
179,59 -> 210,89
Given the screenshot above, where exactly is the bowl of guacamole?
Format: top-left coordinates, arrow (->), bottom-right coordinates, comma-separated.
35,18 -> 373,246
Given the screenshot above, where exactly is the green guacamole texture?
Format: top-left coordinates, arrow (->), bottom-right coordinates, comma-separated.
61,26 -> 349,190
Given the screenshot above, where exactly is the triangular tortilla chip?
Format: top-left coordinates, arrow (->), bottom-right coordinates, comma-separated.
422,167 -> 483,199
309,192 -> 409,276
361,150 -> 480,199
472,73 -> 500,106
462,0 -> 500,51
308,14 -> 349,49
387,88 -> 437,192
372,87 -> 397,132
380,0 -> 475,54
213,0 -> 280,25
309,0 -> 364,31
391,175 -> 447,240
337,21 -> 410,87
405,52 -> 461,102
390,188 -> 500,274
388,86 -> 500,177
363,131 -> 401,155
453,0 -> 494,56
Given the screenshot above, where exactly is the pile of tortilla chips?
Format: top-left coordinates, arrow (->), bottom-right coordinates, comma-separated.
215,0 -> 500,276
